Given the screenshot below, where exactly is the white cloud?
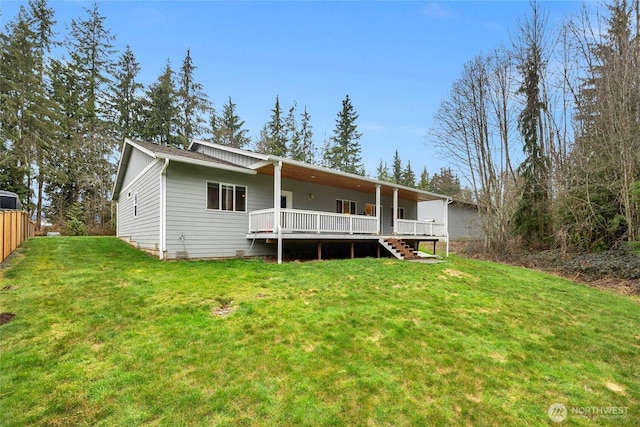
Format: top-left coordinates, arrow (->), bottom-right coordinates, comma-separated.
421,2 -> 453,19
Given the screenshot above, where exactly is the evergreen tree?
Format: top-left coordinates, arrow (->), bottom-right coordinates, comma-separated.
391,150 -> 403,183
66,1 -> 117,232
512,2 -> 552,246
285,102 -> 302,160
417,166 -> 431,191
376,160 -> 391,182
213,97 -> 251,149
430,167 -> 461,197
402,160 -> 416,188
143,60 -> 179,147
258,96 -> 287,156
177,48 -> 210,148
298,106 -> 315,164
323,95 -> 363,175
0,0 -> 58,225
110,45 -> 144,145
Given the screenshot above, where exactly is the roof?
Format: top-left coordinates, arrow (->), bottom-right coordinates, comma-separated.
113,138 -> 451,203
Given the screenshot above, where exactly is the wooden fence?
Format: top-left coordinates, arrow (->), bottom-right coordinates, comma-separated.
1,211 -> 35,263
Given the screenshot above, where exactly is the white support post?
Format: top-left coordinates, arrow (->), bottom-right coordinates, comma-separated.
445,198 -> 451,257
392,188 -> 398,235
274,161 -> 283,264
375,184 -> 381,234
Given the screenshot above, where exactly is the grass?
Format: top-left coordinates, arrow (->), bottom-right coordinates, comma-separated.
1,237 -> 639,426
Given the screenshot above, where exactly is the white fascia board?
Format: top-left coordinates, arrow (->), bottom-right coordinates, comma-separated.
113,139 -> 157,200
247,160 -> 273,170
190,139 -> 269,161
265,155 -> 450,201
126,139 -> 157,158
157,154 -> 257,175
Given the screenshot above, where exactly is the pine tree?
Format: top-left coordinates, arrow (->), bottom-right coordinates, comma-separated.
285,102 -> 302,160
512,2 -> 551,246
143,60 -> 179,147
430,167 -> 461,197
402,160 -> 416,188
110,45 -> 144,145
376,160 -> 391,182
177,49 -> 210,148
213,97 -> 250,149
323,95 -> 363,175
66,1 -> 117,231
258,96 -> 287,156
391,150 -> 403,184
0,0 -> 58,225
298,107 -> 315,164
417,166 -> 431,191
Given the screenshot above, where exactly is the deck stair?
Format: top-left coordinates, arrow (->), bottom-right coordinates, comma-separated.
379,238 -> 419,260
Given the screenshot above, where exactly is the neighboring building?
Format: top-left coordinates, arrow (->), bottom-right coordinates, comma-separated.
0,190 -> 22,210
419,199 -> 483,241
112,139 -> 452,262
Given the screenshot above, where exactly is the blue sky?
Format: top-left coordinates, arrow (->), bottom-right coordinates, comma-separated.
1,1 -> 588,179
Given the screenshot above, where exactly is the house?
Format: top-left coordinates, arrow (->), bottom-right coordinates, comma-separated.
112,139 -> 451,263
419,199 -> 483,241
0,190 -> 22,210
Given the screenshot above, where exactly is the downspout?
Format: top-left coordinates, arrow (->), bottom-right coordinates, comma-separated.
159,158 -> 170,260
445,198 -> 452,257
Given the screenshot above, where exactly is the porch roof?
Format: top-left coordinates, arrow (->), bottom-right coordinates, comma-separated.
254,157 -> 448,202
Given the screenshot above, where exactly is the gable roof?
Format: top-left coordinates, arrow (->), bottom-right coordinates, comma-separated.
112,139 -> 256,200
113,138 -> 451,203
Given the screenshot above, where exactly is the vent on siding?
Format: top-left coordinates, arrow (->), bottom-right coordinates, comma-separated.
235,250 -> 245,258
175,251 -> 188,259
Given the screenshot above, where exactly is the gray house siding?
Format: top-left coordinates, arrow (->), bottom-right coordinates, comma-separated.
279,178 -> 416,235
449,205 -> 483,240
121,147 -> 155,190
192,144 -> 259,168
419,200 -> 482,241
164,162 -> 274,259
117,159 -> 163,250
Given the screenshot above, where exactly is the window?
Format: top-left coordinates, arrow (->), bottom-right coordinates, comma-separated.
133,193 -> 138,218
207,182 -> 247,212
336,199 -> 357,214
390,207 -> 404,226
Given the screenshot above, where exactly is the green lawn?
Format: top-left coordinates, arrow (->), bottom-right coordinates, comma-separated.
1,237 -> 638,426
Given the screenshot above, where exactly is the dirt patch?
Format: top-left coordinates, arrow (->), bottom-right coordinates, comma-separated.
0,312 -> 16,326
604,382 -> 627,395
2,285 -> 15,291
211,298 -> 236,317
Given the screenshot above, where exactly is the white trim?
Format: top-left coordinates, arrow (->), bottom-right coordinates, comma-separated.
189,139 -> 270,161
274,161 -> 282,264
280,190 -> 293,209
157,154 -> 256,175
119,158 -> 163,197
375,184 -> 381,234
205,181 -> 248,213
392,188 -> 399,234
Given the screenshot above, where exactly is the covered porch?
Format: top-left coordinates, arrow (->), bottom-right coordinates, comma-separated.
248,159 -> 449,263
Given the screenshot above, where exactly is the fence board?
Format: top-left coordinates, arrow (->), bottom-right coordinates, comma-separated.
0,211 -> 35,263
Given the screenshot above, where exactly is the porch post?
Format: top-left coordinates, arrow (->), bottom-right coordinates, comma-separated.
375,184 -> 381,234
392,188 -> 398,235
274,161 -> 283,264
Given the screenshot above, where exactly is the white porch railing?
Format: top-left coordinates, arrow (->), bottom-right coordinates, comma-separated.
249,208 -> 378,234
396,219 -> 446,237
249,209 -> 446,237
